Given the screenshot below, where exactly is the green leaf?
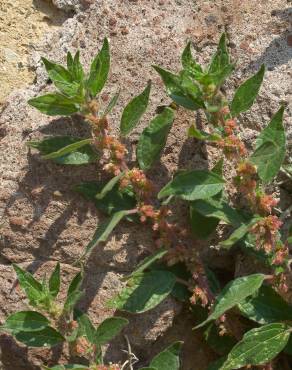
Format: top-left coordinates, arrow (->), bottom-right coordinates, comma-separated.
41,57 -> 80,97
190,199 -> 244,227
130,248 -> 168,278
158,170 -> 225,201
87,38 -> 110,97
82,210 -> 132,259
181,41 -> 203,78
95,173 -> 124,200
3,311 -> 50,333
48,263 -> 60,299
75,182 -> 136,216
63,272 -> 83,313
209,34 -> 230,74
13,264 -> 44,305
41,138 -> 92,160
69,51 -> 84,83
238,285 -> 292,324
120,81 -> 151,136
27,136 -> 98,165
15,326 -> 64,347
221,323 -> 290,369
102,90 -> 120,117
190,204 -> 219,239
153,66 -> 204,110
220,217 -> 260,249
137,107 -> 175,170
188,125 -> 221,141
28,94 -> 79,116
95,317 -> 128,346
108,270 -> 176,313
250,106 -> 286,183
230,65 -> 265,117
77,313 -> 96,344
195,274 -> 266,329
150,341 -> 183,370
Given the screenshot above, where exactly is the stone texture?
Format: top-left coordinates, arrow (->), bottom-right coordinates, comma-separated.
0,0 -> 291,369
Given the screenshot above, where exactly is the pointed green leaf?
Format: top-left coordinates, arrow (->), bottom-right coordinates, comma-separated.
41,138 -> 91,160
220,217 -> 261,249
209,34 -> 230,74
77,313 -> 96,344
3,311 -> 50,333
238,285 -> 292,324
130,248 -> 168,277
27,136 -> 98,165
108,270 -> 176,313
13,264 -> 44,305
158,170 -> 225,201
63,272 -> 83,312
41,57 -> 80,97
75,181 -> 136,216
250,106 -> 286,182
150,341 -> 183,370
102,90 -> 120,117
195,274 -> 266,329
95,173 -> 124,200
120,82 -> 151,136
15,326 -> 64,347
48,263 -> 60,299
71,51 -> 84,82
222,323 -> 290,369
82,210 -> 132,259
87,38 -> 110,96
230,65 -> 265,117
95,317 -> 128,346
181,41 -> 203,78
137,107 -> 174,170
28,93 -> 79,116
67,51 -> 74,71
190,199 -> 244,227
153,66 -> 204,110
188,125 -> 221,141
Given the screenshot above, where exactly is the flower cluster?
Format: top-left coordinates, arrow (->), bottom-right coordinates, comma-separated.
235,161 -> 257,205
71,336 -> 93,356
93,366 -> 120,370
250,215 -> 283,253
120,168 -> 155,199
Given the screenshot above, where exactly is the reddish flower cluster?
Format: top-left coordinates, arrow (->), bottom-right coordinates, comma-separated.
218,134 -> 247,159
235,161 -> 257,204
120,168 -> 154,199
257,194 -> 279,215
223,118 -> 237,135
93,366 -> 120,370
190,268 -> 215,308
250,215 -> 283,253
71,336 -> 93,356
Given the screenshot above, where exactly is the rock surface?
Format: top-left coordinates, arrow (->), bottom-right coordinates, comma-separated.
0,0 -> 291,369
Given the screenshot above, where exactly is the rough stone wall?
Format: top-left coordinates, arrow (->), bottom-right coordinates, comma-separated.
0,1 -> 291,369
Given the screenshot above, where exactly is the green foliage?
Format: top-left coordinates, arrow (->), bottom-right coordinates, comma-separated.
49,263 -> 61,299
63,271 -> 83,313
108,270 -> 176,313
94,317 -> 128,345
75,180 -> 136,216
27,136 -> 98,165
87,38 -> 110,97
158,170 -> 225,201
181,41 -> 203,78
204,324 -> 236,356
149,341 -> 183,370
28,94 -> 79,116
2,311 -> 50,333
221,323 -> 290,369
230,65 -> 265,117
238,285 -> 292,324
120,81 -> 151,136
195,274 -> 266,329
188,125 -> 221,141
15,326 -> 64,348
137,107 -> 174,170
250,106 -> 286,182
